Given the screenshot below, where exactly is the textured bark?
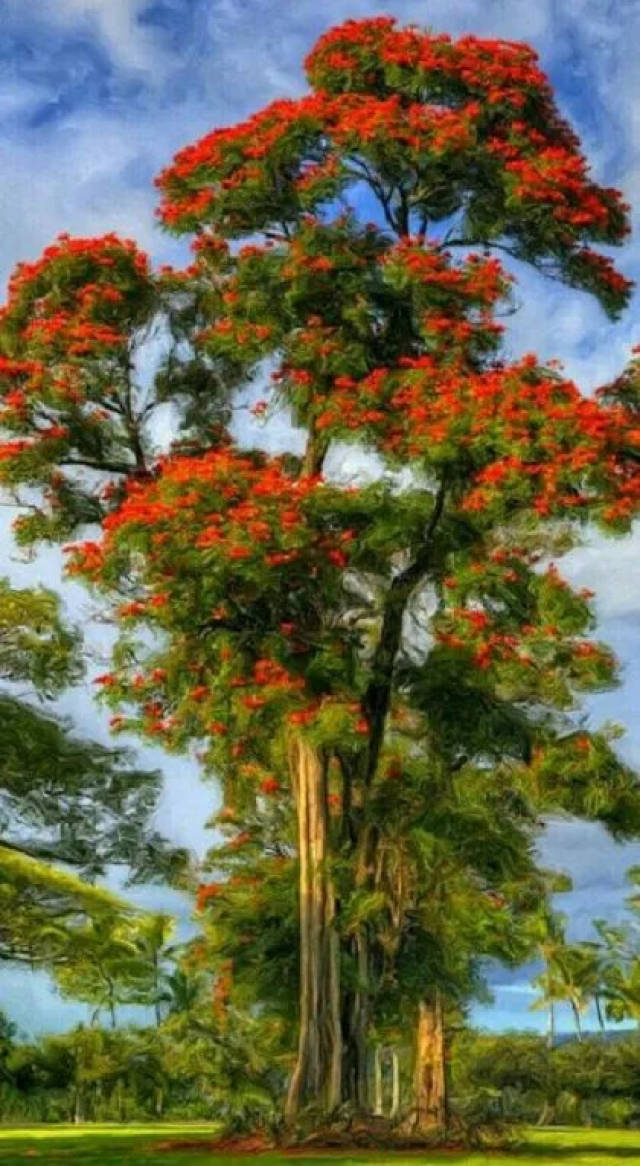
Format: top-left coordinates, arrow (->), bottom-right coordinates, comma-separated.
285,736 -> 341,1122
341,819 -> 377,1110
342,930 -> 370,1109
413,994 -> 446,1135
326,888 -> 342,1109
362,479 -> 446,785
354,931 -> 370,1108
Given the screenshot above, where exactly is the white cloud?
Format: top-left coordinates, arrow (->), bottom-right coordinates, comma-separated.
8,0 -> 167,75
562,532 -> 640,620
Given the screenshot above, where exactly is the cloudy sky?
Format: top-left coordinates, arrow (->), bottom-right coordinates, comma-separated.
3,0 -> 640,1036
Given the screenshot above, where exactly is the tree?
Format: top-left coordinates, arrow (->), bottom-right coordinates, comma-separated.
0,578 -> 186,970
592,867 -> 640,1029
2,15 -> 640,1140
531,914 -> 603,1042
531,912 -> 567,1049
54,914 -> 174,1029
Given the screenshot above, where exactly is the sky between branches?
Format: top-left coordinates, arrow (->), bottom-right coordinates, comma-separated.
2,0 -> 640,1035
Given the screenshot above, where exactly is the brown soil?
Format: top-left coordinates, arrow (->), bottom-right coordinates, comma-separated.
152,1130 -> 507,1156
153,1132 -> 274,1154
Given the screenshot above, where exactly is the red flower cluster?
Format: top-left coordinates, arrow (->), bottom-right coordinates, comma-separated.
3,233 -> 148,306
66,441 -> 362,760
0,233 -> 155,487
196,882 -> 224,912
309,323 -> 640,527
88,444 -> 347,574
155,18 -> 629,314
433,563 -> 615,682
305,18 -> 551,104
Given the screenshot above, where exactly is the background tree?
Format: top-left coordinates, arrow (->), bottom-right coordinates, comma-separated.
530,917 -> 603,1042
0,578 -> 186,970
54,914 -> 174,1029
592,867 -> 640,1029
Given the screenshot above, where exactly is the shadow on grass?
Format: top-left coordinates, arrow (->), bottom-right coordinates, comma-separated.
514,1151 -> 640,1160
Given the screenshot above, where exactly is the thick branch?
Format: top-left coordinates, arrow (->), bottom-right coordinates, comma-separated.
344,160 -> 399,235
363,479 -> 447,783
60,456 -> 139,476
0,837 -> 70,864
302,424 -> 329,478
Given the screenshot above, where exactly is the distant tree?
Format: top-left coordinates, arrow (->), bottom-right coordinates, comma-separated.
54,914 -> 174,1029
0,578 -> 185,971
531,911 -> 606,1041
159,963 -> 205,1018
594,868 -> 640,1028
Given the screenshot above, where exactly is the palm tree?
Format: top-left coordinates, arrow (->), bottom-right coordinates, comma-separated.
159,963 -> 204,1018
530,913 -> 600,1042
558,943 -> 603,1040
530,912 -> 569,1047
594,918 -> 640,1028
129,914 -> 174,1025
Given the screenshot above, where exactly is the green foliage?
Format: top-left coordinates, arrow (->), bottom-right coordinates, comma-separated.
451,1030 -> 640,1128
54,915 -> 174,1028
0,577 -> 80,693
0,579 -> 185,972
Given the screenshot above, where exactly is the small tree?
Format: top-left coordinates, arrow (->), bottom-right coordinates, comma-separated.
54,914 -> 174,1029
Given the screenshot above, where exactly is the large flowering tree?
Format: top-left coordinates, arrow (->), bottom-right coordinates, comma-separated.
2,16 -> 640,1138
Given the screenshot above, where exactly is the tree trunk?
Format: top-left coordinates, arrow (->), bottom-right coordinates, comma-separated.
116,1079 -> 125,1122
154,954 -> 162,1026
341,818 -> 376,1112
106,980 -> 117,1030
373,1045 -> 383,1116
571,999 -> 583,1041
285,736 -> 341,1123
595,994 -> 606,1035
412,994 -> 446,1136
547,1001 -> 555,1049
390,1050 -> 400,1121
537,1099 -> 553,1126
341,931 -> 370,1110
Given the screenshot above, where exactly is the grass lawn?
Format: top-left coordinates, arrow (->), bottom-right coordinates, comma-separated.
0,1126 -> 639,1165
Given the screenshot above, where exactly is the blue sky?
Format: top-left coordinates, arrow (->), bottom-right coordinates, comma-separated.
3,0 -> 640,1036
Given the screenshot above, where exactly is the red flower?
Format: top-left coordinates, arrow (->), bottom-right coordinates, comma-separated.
242,694 -> 266,710
260,778 -> 281,795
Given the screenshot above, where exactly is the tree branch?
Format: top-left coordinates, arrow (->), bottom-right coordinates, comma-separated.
60,456 -> 140,476
362,478 -> 447,784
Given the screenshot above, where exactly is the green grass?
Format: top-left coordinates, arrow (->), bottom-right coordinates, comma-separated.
0,1126 -> 639,1165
